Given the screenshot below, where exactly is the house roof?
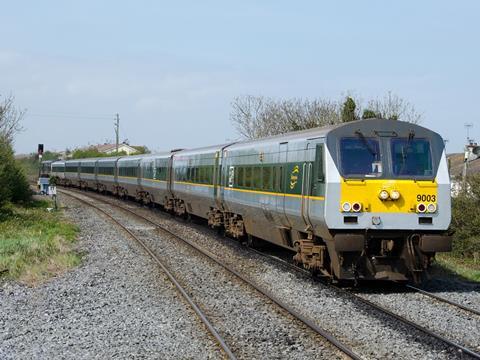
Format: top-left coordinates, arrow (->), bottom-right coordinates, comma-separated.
448,153 -> 480,178
95,143 -> 138,152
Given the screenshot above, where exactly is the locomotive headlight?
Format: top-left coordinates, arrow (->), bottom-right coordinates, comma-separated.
378,190 -> 389,200
352,202 -> 362,212
342,202 -> 352,212
390,190 -> 400,200
416,203 -> 427,213
427,203 -> 437,213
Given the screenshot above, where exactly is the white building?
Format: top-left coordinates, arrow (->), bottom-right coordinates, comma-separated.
95,143 -> 140,155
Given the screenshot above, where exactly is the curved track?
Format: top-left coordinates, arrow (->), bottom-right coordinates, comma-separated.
246,248 -> 480,359
59,190 -> 236,360
59,188 -> 361,360
405,284 -> 480,317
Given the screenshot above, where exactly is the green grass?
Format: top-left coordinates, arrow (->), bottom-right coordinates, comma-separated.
0,199 -> 81,285
434,253 -> 480,283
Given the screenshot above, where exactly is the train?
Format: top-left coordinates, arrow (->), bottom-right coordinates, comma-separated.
43,119 -> 452,283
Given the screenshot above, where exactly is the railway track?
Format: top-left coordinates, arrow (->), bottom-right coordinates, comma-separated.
58,189 -> 236,360
58,188 -> 480,359
59,188 -> 360,360
405,284 -> 480,317
246,248 -> 480,359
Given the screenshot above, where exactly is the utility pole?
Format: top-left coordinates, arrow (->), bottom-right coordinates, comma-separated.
465,122 -> 473,144
115,113 -> 120,154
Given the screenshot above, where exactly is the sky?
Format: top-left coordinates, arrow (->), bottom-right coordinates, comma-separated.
1,1 -> 479,154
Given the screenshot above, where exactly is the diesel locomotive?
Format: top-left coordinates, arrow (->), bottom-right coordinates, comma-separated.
47,119 -> 452,283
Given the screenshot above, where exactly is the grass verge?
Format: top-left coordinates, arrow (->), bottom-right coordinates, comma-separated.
434,253 -> 480,283
0,199 -> 81,286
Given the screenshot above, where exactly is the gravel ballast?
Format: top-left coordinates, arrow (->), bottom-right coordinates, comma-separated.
0,195 -> 222,359
355,289 -> 480,352
92,193 -> 480,360
87,195 -> 346,359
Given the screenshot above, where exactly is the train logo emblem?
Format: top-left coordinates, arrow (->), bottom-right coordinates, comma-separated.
290,165 -> 299,189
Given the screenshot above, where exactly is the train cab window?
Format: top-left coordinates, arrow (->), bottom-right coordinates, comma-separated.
391,138 -> 433,177
340,137 -> 381,178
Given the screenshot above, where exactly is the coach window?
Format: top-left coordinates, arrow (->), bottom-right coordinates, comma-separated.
263,166 -> 272,191
207,166 -> 213,184
245,167 -> 252,188
237,167 -> 244,187
253,166 -> 261,190
228,166 -> 234,187
315,144 -> 324,182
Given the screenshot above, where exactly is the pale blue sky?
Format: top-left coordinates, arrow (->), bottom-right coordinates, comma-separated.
1,1 -> 479,154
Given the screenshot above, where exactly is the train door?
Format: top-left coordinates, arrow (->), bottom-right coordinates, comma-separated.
167,154 -> 175,197
275,142 -> 289,226
213,151 -> 221,207
94,160 -> 98,183
308,143 -> 325,232
114,158 -> 120,188
136,160 -> 141,186
301,142 -> 315,232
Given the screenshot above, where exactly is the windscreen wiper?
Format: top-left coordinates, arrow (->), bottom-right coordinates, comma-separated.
355,130 -> 377,158
399,130 -> 416,174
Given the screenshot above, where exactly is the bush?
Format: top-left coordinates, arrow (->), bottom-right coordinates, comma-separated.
450,175 -> 480,260
0,137 -> 31,208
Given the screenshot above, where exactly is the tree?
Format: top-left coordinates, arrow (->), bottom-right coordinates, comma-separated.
0,94 -> 26,144
230,95 -> 341,140
0,95 -> 30,208
365,91 -> 422,123
132,145 -> 150,154
70,148 -> 128,159
362,109 -> 378,119
341,97 -> 357,122
231,92 -> 423,140
0,136 -> 31,207
450,175 -> 480,261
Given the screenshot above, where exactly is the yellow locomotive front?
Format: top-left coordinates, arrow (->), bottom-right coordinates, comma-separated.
322,119 -> 452,282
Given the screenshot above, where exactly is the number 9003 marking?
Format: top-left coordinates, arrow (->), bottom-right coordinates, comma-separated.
417,194 -> 436,202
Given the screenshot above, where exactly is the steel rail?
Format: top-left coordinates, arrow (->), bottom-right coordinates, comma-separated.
60,188 -> 362,360
247,246 -> 480,359
406,284 -> 480,317
59,189 -> 237,360
338,287 -> 480,359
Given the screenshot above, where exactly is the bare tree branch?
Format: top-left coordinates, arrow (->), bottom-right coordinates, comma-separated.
0,94 -> 26,143
231,92 -> 422,140
230,95 -> 341,139
364,91 -> 422,124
